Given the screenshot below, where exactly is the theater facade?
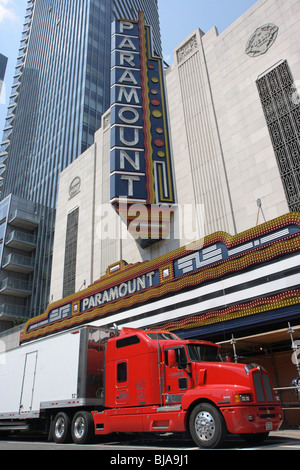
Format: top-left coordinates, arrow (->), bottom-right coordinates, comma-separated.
25,212 -> 300,425
27,0 -> 300,425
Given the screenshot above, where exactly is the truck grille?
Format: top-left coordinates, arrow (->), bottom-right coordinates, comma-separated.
252,370 -> 274,402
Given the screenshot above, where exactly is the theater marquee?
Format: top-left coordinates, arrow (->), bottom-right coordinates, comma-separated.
21,213 -> 300,344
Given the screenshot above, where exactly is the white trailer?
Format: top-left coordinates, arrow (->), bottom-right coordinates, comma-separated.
0,325 -> 111,442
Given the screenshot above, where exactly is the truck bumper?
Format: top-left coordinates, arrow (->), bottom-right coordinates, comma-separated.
220,405 -> 283,435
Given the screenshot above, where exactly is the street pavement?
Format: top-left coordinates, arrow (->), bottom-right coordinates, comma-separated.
0,428 -> 300,451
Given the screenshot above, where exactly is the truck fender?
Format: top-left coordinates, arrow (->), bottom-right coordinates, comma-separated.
181,388 -> 221,412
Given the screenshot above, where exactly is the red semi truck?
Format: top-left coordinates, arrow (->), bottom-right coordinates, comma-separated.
0,325 -> 283,449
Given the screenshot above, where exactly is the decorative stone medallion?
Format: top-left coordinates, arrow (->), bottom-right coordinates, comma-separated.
69,176 -> 81,199
246,24 -> 279,57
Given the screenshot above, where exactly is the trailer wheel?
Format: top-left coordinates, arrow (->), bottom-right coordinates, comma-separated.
71,411 -> 95,444
52,412 -> 71,443
189,403 -> 227,449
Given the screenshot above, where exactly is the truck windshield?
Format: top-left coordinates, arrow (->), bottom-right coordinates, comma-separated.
187,344 -> 223,362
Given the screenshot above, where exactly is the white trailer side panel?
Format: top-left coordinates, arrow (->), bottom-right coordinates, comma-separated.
0,329 -> 81,418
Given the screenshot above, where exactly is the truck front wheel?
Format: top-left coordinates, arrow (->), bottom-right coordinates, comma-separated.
71,411 -> 95,444
189,403 -> 227,449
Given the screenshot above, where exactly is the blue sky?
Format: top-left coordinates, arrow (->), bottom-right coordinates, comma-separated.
0,0 -> 258,131
158,0 -> 258,63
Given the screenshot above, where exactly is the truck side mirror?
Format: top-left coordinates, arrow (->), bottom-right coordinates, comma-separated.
168,349 -> 177,368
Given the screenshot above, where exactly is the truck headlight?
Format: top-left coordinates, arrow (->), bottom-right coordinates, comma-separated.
234,394 -> 252,403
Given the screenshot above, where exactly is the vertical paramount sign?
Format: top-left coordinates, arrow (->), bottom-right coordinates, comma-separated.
110,12 -> 175,247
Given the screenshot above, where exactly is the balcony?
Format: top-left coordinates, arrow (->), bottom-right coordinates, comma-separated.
0,278 -> 32,297
2,253 -> 34,274
0,304 -> 28,321
0,166 -> 6,178
8,209 -> 39,230
5,230 -> 36,252
0,152 -> 8,164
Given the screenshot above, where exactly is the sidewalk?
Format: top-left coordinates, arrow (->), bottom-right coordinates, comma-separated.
271,429 -> 300,440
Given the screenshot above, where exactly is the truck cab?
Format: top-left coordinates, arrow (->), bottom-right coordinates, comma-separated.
96,327 -> 283,448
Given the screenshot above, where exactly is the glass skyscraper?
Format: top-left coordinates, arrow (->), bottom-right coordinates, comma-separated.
0,0 -> 161,327
0,53 -> 8,96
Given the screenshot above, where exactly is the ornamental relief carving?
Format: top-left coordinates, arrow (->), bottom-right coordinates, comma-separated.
69,177 -> 81,199
177,35 -> 199,63
246,24 -> 279,57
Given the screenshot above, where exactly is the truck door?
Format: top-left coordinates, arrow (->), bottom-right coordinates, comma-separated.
19,351 -> 38,415
164,346 -> 190,405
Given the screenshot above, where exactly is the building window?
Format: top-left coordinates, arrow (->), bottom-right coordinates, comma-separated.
63,207 -> 79,298
256,60 -> 300,212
